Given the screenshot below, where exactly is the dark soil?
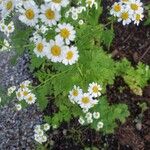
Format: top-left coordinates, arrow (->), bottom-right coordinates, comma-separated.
43,1 -> 150,149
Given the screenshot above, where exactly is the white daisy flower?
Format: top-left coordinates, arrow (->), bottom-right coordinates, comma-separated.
118,10 -> 132,25
20,81 -> 30,90
87,118 -> 93,124
78,116 -> 85,125
40,3 -> 61,26
55,23 -> 76,45
18,2 -> 39,26
25,93 -> 36,104
110,2 -> 123,17
93,112 -> 100,119
82,108 -> 89,113
79,20 -> 84,25
86,0 -> 98,9
7,86 -> 16,96
15,0 -> 36,10
34,134 -> 43,144
41,135 -> 47,143
15,104 -> 22,111
49,0 -> 69,11
78,93 -> 98,110
88,82 -> 102,98
65,11 -> 70,18
22,88 -> 31,99
1,0 -> 16,19
30,32 -> 41,43
68,85 -> 83,104
132,13 -> 144,25
71,13 -> 78,20
35,25 -> 48,34
70,7 -> 78,14
43,123 -> 50,131
97,121 -> 104,130
45,37 -> 65,63
5,21 -> 15,36
0,21 -> 6,33
16,89 -> 24,101
62,46 -> 79,65
127,0 -> 143,14
77,7 -> 84,14
35,128 -> 44,136
34,125 -> 41,131
85,112 -> 92,119
34,38 -> 47,58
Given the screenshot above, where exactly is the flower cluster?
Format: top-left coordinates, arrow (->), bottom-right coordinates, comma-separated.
34,123 -> 50,144
65,6 -> 86,20
110,0 -> 144,26
15,0 -> 79,66
68,82 -> 102,112
16,80 -> 36,105
0,21 -> 15,37
32,27 -> 79,65
78,111 -> 104,130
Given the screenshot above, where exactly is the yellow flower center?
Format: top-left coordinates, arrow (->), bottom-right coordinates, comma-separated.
121,12 -> 129,20
20,84 -> 25,89
17,92 -> 21,98
6,1 -> 13,10
25,9 -> 35,20
51,45 -> 61,56
66,51 -> 73,60
131,3 -> 138,11
92,86 -> 99,93
114,4 -> 121,12
37,43 -> 44,52
82,97 -> 90,104
60,28 -> 70,39
23,91 -> 28,96
8,26 -> 12,30
2,25 -> 5,30
28,96 -> 33,101
52,0 -> 61,3
136,14 -> 141,21
45,9 -> 55,20
72,89 -> 78,96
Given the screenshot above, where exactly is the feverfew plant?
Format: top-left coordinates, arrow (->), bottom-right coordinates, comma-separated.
16,80 -> 36,105
110,0 -> 144,25
8,80 -> 37,109
34,123 -> 50,144
68,82 -> 102,112
0,21 -> 15,37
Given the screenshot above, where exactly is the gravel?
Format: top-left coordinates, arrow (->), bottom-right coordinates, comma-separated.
0,51 -> 43,150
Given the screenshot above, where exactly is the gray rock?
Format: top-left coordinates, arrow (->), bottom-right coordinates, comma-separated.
0,51 -> 43,150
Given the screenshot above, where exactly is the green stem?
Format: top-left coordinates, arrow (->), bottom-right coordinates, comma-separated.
0,41 -> 34,50
0,42 -> 11,49
76,63 -> 84,78
22,43 -> 34,48
33,68 -> 72,91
